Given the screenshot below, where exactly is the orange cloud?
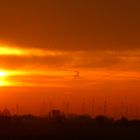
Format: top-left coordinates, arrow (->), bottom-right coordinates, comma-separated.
0,43 -> 140,87
0,44 -> 63,56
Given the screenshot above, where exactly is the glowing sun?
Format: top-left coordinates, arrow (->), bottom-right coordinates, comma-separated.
0,71 -> 9,86
0,71 -> 7,77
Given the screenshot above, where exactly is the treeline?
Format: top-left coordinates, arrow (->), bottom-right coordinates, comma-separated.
0,108 -> 139,125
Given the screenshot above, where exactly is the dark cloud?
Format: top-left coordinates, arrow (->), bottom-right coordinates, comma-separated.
0,0 -> 140,51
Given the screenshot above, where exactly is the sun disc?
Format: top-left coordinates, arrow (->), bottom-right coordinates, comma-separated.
0,71 -> 7,77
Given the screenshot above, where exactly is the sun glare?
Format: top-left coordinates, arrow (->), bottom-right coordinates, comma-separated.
0,71 -> 9,86
0,71 -> 7,77
0,81 -> 5,86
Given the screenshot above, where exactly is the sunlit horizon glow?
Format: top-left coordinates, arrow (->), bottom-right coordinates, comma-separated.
0,44 -> 63,57
0,43 -> 140,89
0,67 -> 140,87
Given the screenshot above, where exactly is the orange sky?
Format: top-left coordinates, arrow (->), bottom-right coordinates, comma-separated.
0,0 -> 140,119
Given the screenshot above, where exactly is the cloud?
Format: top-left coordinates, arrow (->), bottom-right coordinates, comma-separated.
0,0 -> 140,52
0,46 -> 140,72
0,45 -> 64,56
0,45 -> 140,87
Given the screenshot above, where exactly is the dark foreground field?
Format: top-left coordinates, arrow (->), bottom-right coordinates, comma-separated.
0,115 -> 140,140
1,123 -> 140,140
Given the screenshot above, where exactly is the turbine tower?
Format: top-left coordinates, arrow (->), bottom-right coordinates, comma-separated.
92,98 -> 95,117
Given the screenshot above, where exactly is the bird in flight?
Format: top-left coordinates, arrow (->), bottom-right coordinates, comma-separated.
74,71 -> 80,78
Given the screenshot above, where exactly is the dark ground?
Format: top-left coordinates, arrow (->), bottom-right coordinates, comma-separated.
0,109 -> 140,140
0,120 -> 140,140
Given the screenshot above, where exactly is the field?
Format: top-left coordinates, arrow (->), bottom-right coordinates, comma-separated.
0,115 -> 139,140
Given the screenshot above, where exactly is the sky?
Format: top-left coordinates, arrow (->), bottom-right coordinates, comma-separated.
0,0 -> 140,118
